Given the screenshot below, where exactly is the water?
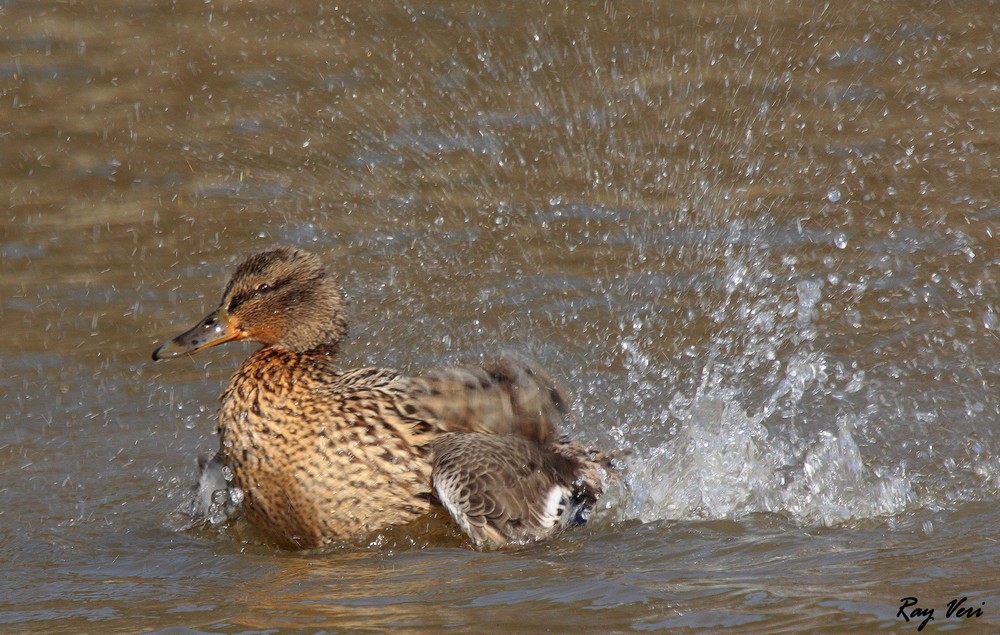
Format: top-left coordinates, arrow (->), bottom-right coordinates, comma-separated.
3,1 -> 1000,632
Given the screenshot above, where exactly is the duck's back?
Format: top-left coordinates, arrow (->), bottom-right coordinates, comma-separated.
390,357 -> 568,440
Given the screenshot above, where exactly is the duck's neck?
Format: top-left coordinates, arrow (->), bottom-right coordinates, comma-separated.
227,345 -> 340,395
248,340 -> 342,363
219,345 -> 343,436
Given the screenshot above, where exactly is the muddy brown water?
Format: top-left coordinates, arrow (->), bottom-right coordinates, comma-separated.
3,1 -> 1000,632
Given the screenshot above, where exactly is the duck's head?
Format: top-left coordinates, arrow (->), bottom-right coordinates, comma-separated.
152,247 -> 347,360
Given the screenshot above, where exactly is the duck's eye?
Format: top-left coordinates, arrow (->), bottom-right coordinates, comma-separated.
256,283 -> 271,294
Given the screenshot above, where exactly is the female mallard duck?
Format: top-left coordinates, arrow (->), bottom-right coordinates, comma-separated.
153,247 -> 612,550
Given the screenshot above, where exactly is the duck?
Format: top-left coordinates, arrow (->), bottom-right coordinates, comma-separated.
153,246 -> 614,550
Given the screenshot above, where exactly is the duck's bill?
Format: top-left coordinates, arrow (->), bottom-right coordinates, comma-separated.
152,307 -> 242,360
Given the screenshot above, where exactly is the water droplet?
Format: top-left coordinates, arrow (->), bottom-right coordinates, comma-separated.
834,233 -> 848,249
844,370 -> 865,393
826,188 -> 841,203
984,309 -> 998,330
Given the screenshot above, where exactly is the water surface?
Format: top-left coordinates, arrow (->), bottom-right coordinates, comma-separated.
3,1 -> 1000,632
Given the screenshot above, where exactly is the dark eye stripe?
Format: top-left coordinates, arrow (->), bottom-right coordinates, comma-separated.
228,293 -> 251,313
227,276 -> 293,312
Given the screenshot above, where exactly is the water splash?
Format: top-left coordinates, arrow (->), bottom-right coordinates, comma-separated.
611,222 -> 918,527
625,379 -> 916,527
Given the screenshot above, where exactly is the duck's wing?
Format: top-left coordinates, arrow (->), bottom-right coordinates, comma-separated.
430,432 -> 603,548
396,356 -> 570,442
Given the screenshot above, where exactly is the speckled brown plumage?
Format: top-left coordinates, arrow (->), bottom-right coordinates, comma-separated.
153,246 -> 614,550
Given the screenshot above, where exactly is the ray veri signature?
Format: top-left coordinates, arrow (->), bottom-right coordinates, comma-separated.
897,596 -> 984,631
